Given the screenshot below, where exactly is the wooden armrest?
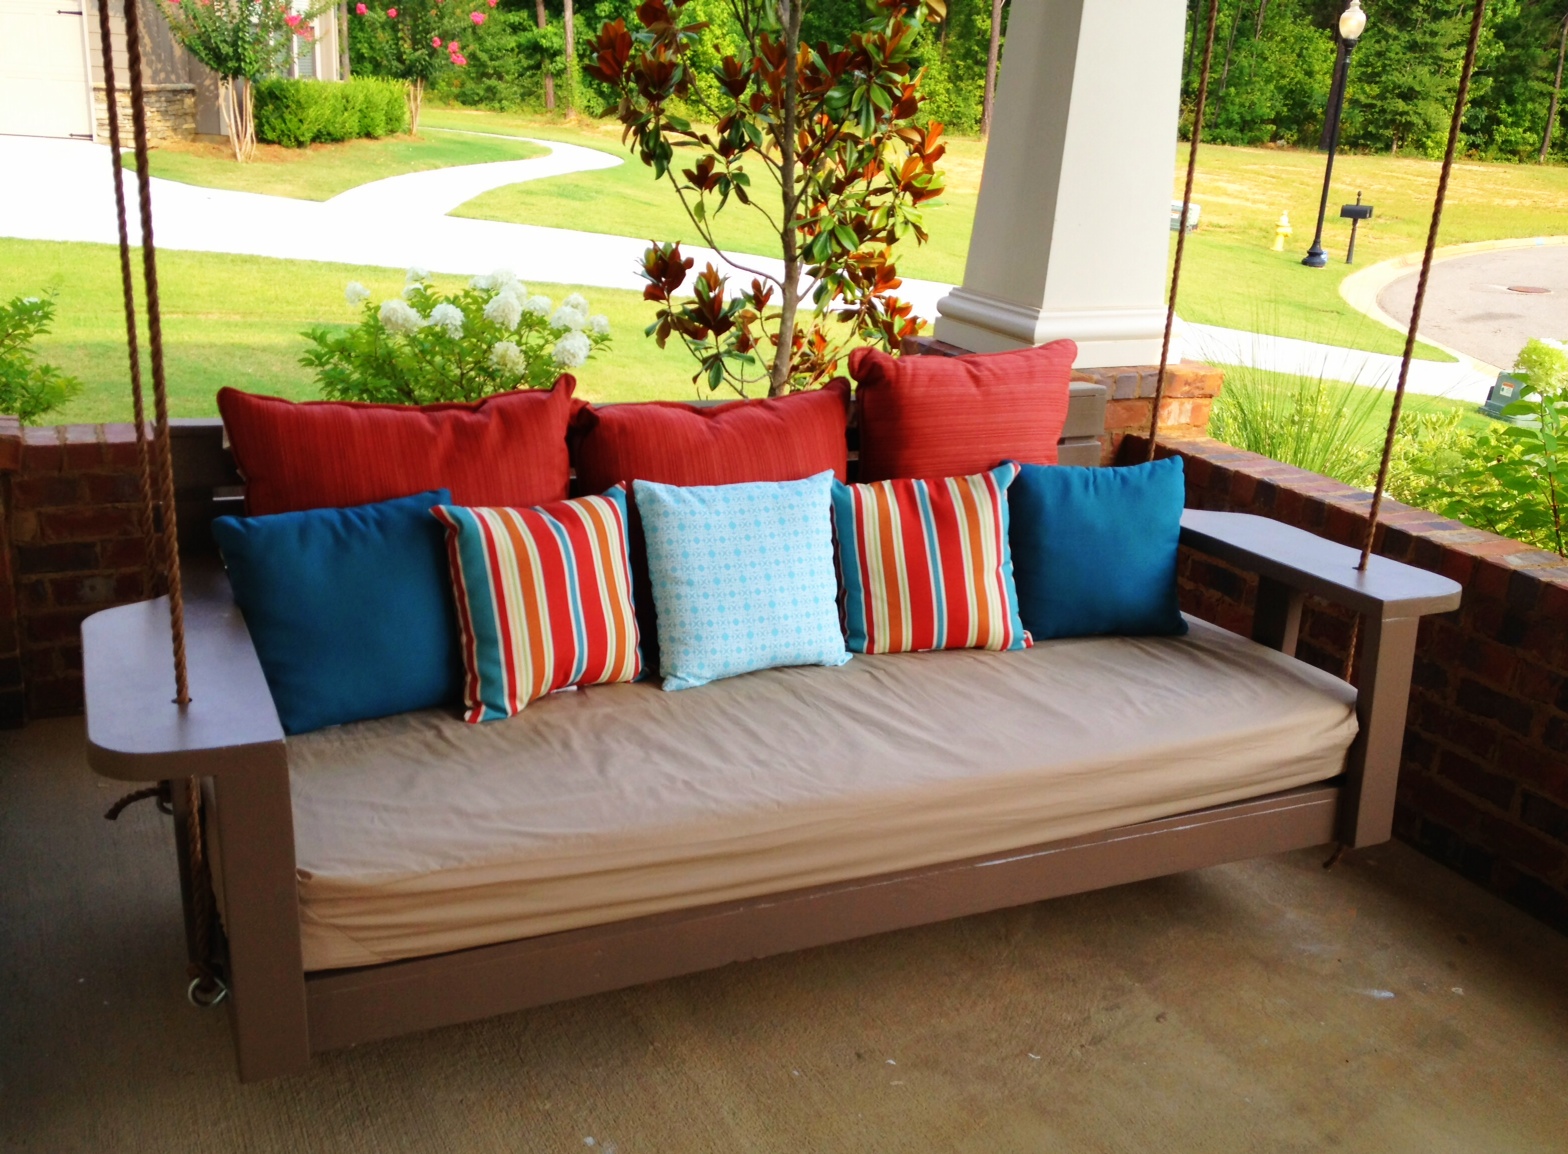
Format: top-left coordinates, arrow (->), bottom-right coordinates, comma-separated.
1180,509 -> 1462,619
82,557 -> 284,783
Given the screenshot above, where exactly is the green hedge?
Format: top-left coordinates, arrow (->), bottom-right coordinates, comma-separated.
253,77 -> 410,148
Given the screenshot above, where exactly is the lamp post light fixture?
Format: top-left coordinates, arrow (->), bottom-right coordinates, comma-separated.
1303,0 -> 1368,269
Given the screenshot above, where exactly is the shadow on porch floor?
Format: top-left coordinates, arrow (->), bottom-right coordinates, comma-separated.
3,716 -> 1566,1153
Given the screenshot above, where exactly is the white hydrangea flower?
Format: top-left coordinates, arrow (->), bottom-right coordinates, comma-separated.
489,340 -> 526,373
22,296 -> 41,305
379,298 -> 424,335
483,290 -> 523,330
401,283 -> 421,300
552,331 -> 592,369
523,294 -> 552,318
405,266 -> 429,285
469,272 -> 495,291
550,305 -> 588,332
563,292 -> 589,313
588,314 -> 611,336
491,268 -> 521,293
344,281 -> 370,306
428,301 -> 466,339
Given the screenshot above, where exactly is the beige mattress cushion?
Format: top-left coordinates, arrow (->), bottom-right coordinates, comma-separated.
289,617 -> 1358,970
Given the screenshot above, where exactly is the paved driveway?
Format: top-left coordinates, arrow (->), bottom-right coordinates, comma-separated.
1378,245 -> 1568,370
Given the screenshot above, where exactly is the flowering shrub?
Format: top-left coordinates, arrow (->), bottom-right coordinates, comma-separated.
301,269 -> 610,404
156,0 -> 330,161
349,0 -> 493,129
0,295 -> 82,425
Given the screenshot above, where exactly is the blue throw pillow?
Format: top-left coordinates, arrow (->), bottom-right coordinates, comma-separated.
212,489 -> 462,735
1009,458 -> 1188,641
634,471 -> 851,691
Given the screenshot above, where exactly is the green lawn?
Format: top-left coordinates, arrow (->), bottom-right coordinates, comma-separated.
430,106 -> 982,285
0,238 -> 711,424
1175,142 -> 1568,361
124,131 -> 547,201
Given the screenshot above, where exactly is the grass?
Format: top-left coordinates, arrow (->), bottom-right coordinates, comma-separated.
1175,142 -> 1568,360
0,238 -> 713,424
430,106 -> 983,285
123,132 -> 547,201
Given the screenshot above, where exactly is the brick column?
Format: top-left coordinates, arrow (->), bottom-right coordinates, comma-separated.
0,417 -> 22,727
1077,360 -> 1224,463
6,424 -> 152,721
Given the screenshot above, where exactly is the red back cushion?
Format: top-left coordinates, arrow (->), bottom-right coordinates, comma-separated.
219,380 -> 576,516
851,340 -> 1077,481
569,378 -> 851,494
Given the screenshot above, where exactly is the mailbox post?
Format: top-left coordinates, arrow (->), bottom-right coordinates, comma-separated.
1340,191 -> 1373,264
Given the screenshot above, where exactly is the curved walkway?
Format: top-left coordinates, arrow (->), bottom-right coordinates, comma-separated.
0,131 -> 1506,402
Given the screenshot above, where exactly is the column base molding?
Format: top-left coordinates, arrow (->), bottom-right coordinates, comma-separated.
932,288 -> 1179,368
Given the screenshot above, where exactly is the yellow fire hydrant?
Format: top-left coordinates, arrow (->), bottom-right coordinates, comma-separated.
1272,212 -> 1293,252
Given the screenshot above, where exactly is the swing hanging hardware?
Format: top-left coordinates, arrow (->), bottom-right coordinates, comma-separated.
104,781 -> 173,821
188,974 -> 230,1009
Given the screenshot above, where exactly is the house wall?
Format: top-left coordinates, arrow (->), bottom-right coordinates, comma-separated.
87,0 -> 201,140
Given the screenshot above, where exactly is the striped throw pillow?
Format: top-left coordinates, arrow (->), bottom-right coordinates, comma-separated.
832,462 -> 1032,655
433,488 -> 641,722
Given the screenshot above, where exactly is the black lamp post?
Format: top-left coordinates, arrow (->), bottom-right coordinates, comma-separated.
1303,0 -> 1368,268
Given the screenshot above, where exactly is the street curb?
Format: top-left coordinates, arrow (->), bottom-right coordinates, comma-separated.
1339,235 -> 1568,378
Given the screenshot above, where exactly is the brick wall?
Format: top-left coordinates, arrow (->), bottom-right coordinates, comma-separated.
0,422 -> 153,722
1149,436 -> 1568,934
1074,360 -> 1223,463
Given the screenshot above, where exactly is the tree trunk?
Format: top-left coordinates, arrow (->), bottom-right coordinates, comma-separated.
536,0 -> 556,112
408,76 -> 424,133
1218,0 -> 1247,93
339,3 -> 351,79
980,0 -> 1004,138
769,0 -> 804,397
220,76 -> 256,162
1253,0 -> 1269,37
1542,13 -> 1568,163
562,0 -> 575,112
1184,0 -> 1207,92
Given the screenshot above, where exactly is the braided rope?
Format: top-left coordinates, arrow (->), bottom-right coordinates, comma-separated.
1147,0 -> 1221,461
119,0 -> 214,998
1359,0 -> 1489,572
1340,0 -> 1488,683
93,0 -> 157,593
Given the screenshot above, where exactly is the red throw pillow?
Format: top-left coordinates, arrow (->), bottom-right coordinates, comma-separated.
851,340 -> 1077,481
569,378 -> 850,494
219,380 -> 576,516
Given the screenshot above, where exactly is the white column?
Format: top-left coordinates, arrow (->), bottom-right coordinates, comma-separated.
933,0 -> 1186,367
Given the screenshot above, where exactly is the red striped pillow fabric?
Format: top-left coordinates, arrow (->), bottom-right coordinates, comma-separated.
832,462 -> 1031,655
433,488 -> 641,722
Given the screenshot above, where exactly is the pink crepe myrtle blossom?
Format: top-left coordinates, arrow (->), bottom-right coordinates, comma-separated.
469,9 -> 483,23
284,12 -> 300,26
431,34 -> 441,45
354,2 -> 366,12
386,6 -> 396,16
450,52 -> 467,65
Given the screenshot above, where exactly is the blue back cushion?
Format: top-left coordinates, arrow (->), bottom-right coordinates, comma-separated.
212,490 -> 462,735
1009,459 -> 1188,641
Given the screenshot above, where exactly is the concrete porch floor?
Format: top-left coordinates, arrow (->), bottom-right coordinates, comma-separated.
3,717 -> 1566,1153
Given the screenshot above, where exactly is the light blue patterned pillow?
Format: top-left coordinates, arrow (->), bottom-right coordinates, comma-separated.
634,471 -> 851,691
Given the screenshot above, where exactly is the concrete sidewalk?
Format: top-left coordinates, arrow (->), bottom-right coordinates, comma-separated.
0,133 -> 1488,402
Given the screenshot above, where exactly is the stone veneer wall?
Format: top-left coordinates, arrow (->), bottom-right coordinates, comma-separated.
94,84 -> 197,145
1142,435 -> 1568,935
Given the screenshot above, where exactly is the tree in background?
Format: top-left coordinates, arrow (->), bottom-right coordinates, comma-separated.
350,0 -> 487,130
157,0 -> 330,161
1544,9 -> 1568,159
587,0 -> 946,395
979,0 -> 1005,137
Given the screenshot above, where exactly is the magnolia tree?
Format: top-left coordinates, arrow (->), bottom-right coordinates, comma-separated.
587,0 -> 946,396
158,0 -> 329,160
302,268 -> 611,403
350,0 -> 496,130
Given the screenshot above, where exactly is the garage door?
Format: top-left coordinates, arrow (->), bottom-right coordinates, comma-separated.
0,0 -> 94,138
